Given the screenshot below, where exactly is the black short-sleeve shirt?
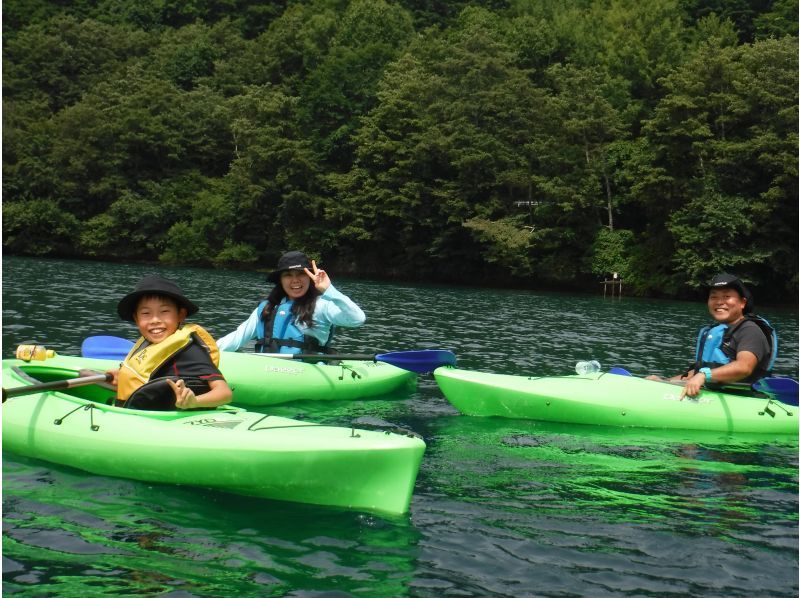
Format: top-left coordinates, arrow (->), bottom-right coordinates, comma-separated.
730,320 -> 771,381
151,342 -> 225,394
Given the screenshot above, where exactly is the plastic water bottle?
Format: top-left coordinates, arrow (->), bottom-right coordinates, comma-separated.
575,360 -> 601,375
16,344 -> 56,362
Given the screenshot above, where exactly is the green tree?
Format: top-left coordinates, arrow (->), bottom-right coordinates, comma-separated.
333,7 -> 549,278
222,85 -> 327,260
753,0 -> 798,39
298,0 -> 415,167
79,190 -> 167,258
146,20 -> 250,92
3,199 -> 80,256
158,178 -> 256,267
47,67 -> 231,216
548,0 -> 689,108
3,15 -> 151,111
3,97 -> 63,202
589,227 -> 635,279
241,1 -> 339,91
2,0 -> 795,297
543,64 -> 630,229
680,0 -> 776,42
638,20 -> 797,295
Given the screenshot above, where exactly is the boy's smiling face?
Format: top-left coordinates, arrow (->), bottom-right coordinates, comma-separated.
133,295 -> 187,344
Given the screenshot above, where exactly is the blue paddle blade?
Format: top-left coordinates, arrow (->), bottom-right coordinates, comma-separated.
752,377 -> 799,406
375,349 -> 457,374
608,366 -> 633,376
81,335 -> 134,360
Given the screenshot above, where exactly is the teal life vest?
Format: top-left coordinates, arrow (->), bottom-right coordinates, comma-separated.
695,324 -> 731,367
254,299 -> 333,354
693,315 -> 777,376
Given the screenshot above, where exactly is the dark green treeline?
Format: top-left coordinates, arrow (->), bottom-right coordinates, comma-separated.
3,0 -> 798,300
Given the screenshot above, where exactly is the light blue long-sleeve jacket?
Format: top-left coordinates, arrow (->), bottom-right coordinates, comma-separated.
216,284 -> 365,352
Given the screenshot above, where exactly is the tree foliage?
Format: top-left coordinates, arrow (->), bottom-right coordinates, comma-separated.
2,0 -> 797,300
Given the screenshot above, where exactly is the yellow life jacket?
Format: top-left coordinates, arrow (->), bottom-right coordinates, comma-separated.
117,324 -> 220,401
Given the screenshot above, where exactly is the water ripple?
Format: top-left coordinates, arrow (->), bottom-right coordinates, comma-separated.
3,256 -> 797,597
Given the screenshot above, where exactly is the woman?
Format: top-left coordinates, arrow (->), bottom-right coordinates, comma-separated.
217,251 -> 366,354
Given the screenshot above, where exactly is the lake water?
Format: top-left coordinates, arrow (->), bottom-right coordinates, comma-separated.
3,256 -> 798,596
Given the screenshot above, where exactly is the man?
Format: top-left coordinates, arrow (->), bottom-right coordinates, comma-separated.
649,273 -> 772,398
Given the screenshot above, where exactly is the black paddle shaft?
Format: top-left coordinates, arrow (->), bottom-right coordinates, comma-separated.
2,373 -> 112,402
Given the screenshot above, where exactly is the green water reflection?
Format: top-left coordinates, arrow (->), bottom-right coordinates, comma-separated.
424,415 -> 798,537
4,455 -> 421,596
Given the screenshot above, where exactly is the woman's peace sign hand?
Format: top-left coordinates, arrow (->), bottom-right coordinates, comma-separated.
304,260 -> 330,293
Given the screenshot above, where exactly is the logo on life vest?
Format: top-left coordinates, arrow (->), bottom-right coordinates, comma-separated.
134,347 -> 148,364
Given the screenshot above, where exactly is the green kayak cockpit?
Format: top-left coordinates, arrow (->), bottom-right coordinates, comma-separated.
10,364 -> 118,404
7,364 -> 205,412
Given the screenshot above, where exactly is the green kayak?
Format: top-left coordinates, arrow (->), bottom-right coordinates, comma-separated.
3,359 -> 425,515
434,367 -> 798,434
30,351 -> 416,406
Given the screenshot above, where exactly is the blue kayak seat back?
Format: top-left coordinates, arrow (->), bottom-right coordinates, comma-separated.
753,315 -> 778,372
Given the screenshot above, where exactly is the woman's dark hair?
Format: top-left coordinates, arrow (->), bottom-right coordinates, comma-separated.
262,282 -> 320,328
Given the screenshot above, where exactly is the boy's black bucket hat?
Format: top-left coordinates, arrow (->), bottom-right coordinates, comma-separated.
117,276 -> 199,321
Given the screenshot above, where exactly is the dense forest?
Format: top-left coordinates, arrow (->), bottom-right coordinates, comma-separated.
3,0 -> 798,300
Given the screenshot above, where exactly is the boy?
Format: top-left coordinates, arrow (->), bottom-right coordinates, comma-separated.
107,275 -> 232,409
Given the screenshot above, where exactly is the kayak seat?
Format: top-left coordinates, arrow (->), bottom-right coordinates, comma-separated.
123,376 -> 211,411
125,378 -> 177,411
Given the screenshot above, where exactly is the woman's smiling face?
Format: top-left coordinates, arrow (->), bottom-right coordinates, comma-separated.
280,269 -> 311,300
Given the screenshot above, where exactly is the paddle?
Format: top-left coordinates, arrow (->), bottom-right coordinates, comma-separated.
608,366 -> 799,405
82,335 -> 456,374
3,372 -> 113,402
81,335 -> 134,360
752,377 -> 799,406
608,366 -> 632,375
253,349 -> 457,374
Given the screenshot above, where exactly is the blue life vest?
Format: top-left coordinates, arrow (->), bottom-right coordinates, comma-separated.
693,315 -> 777,375
695,324 -> 731,367
254,299 -> 332,354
